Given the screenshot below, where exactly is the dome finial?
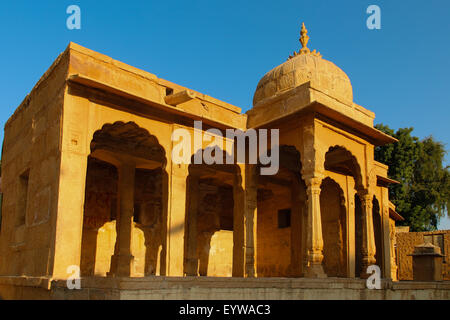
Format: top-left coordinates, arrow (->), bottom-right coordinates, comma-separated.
299,22 -> 310,54
289,22 -> 322,60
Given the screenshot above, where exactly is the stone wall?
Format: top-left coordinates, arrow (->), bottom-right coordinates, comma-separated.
0,49 -> 69,277
0,276 -> 449,300
396,230 -> 450,280
256,188 -> 291,277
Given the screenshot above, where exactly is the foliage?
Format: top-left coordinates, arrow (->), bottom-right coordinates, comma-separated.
375,124 -> 450,231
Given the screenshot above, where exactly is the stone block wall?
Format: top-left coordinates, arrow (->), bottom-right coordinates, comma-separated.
1,276 -> 449,300
256,189 -> 291,277
396,230 -> 450,280
0,49 -> 69,277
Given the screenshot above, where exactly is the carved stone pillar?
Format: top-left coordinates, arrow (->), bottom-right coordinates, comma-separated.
382,205 -> 392,279
232,165 -> 257,277
244,170 -> 258,278
303,175 -> 326,278
300,118 -> 326,278
359,191 -> 376,278
389,220 -> 398,281
381,186 -> 392,280
232,172 -> 244,277
186,175 -> 199,276
347,187 -> 356,278
289,175 -> 304,277
109,162 -> 135,277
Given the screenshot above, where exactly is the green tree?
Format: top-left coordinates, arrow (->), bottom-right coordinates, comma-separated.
375,124 -> 450,231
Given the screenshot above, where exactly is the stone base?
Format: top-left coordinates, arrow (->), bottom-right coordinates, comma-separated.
108,254 -> 135,277
303,264 -> 327,278
0,276 -> 449,300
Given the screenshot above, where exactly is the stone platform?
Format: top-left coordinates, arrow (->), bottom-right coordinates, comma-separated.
0,276 -> 449,300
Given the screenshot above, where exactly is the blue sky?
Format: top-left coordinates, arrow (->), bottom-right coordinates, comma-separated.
1,1 -> 449,229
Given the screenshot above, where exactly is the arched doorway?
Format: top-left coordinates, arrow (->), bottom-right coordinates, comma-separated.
320,178 -> 347,277
184,148 -> 241,277
324,145 -> 364,277
80,121 -> 167,277
256,145 -> 307,277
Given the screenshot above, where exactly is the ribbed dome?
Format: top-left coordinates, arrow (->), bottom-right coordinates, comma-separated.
253,24 -> 353,107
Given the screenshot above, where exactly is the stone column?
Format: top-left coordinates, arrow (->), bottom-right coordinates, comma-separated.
164,163 -> 188,276
53,151 -> 88,278
244,166 -> 258,278
232,172 -> 245,277
347,188 -> 356,278
359,191 -> 376,278
109,162 -> 135,277
290,175 -> 303,277
52,91 -> 89,279
232,165 -> 258,277
300,118 -> 326,278
303,175 -> 326,278
389,220 -> 398,281
381,187 -> 392,279
186,175 -> 199,276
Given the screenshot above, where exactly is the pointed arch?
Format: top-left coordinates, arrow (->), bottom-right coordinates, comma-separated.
91,121 -> 167,167
324,145 -> 364,190
81,121 -> 168,277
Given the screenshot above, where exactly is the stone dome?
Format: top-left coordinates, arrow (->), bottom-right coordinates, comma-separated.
253,24 -> 353,107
